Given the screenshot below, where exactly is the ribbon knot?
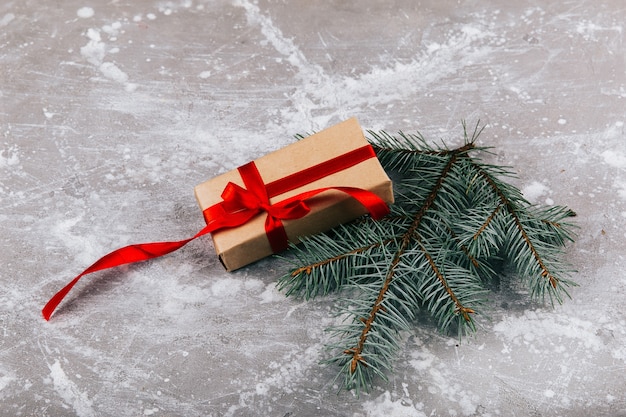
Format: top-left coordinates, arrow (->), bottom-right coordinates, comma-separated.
221,181 -> 310,220
206,162 -> 314,253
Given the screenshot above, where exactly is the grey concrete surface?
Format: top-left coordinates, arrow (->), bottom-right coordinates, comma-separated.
1,0 -> 625,416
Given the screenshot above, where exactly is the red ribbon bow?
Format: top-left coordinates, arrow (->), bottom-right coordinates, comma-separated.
42,145 -> 389,321
203,162 -> 312,253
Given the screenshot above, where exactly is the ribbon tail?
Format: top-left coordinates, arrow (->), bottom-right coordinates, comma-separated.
264,215 -> 290,253
277,186 -> 390,221
42,225 -> 214,321
334,187 -> 390,220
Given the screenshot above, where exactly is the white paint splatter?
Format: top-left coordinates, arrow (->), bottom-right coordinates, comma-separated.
615,181 -> 626,200
406,342 -> 480,415
234,0 -> 324,82
102,21 -> 122,37
79,26 -> 133,89
48,360 -> 96,417
493,310 -> 605,352
210,277 -> 242,298
50,215 -> 102,266
576,19 -> 624,42
224,343 -> 326,417
361,391 -> 427,417
0,13 -> 15,27
99,62 -> 129,83
43,108 -> 55,119
408,348 -> 435,371
243,278 -> 265,292
124,82 -> 138,92
521,181 -> 549,204
233,0 -> 331,130
0,145 -> 20,168
258,283 -> 283,304
76,7 -> 95,19
0,368 -> 16,391
255,382 -> 269,395
235,0 -> 497,133
80,28 -> 105,66
601,150 -> 626,169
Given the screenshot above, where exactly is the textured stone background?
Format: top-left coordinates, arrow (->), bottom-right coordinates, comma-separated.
1,1 -> 625,416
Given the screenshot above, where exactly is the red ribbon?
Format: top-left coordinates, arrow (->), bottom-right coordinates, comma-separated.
42,144 -> 389,320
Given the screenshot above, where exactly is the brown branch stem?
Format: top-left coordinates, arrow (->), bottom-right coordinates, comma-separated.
416,237 -> 475,322
290,238 -> 397,277
473,204 -> 503,240
344,143 -> 474,373
476,168 -> 558,288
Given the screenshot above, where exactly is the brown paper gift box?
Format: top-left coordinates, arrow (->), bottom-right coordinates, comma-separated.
193,118 -> 394,271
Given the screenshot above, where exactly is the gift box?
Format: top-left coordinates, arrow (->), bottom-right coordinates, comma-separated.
194,118 -> 394,271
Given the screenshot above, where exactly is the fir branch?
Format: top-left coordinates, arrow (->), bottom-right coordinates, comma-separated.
470,160 -> 575,302
278,122 -> 577,393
